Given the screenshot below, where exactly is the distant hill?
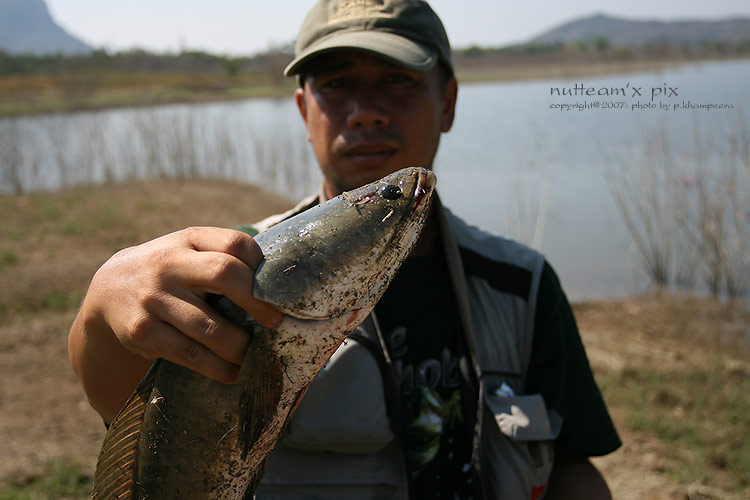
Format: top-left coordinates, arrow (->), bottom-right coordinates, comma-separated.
531,14 -> 750,47
0,0 -> 92,55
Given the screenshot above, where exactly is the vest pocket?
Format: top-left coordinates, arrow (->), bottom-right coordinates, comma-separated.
482,383 -> 562,499
486,392 -> 561,442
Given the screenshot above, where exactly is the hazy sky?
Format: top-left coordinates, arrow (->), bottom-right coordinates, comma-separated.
45,0 -> 750,56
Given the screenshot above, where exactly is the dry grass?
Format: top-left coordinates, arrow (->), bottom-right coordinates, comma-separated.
0,179 -> 293,318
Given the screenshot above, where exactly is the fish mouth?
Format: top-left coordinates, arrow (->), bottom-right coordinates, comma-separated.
392,167 -> 435,240
370,167 -> 436,282
412,168 -> 436,211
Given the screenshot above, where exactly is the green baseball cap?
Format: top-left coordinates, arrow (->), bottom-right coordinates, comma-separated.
285,0 -> 453,77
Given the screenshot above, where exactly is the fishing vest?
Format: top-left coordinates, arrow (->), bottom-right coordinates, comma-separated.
252,195 -> 561,500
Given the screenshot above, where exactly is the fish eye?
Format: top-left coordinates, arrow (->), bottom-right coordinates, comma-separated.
379,184 -> 403,200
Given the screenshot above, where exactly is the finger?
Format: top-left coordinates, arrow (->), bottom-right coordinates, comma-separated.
177,227 -> 283,328
168,248 -> 282,328
159,290 -> 253,366
125,317 -> 241,385
181,226 -> 264,268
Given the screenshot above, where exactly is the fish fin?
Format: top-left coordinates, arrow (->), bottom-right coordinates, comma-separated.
242,456 -> 270,500
238,327 -> 284,460
91,361 -> 159,499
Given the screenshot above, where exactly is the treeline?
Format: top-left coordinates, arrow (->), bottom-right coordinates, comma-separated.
454,37 -> 750,64
2,38 -> 749,77
0,48 -> 293,77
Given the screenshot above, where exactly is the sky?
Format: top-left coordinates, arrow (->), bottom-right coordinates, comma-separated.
45,0 -> 750,56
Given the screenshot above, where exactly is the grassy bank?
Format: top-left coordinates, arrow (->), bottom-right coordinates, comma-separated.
0,72 -> 297,116
0,180 -> 748,499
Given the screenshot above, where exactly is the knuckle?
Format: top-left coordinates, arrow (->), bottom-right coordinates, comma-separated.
207,255 -> 237,283
182,226 -> 203,239
224,231 -> 259,264
199,317 -> 223,343
121,315 -> 158,358
183,340 -> 208,364
136,288 -> 162,312
223,231 -> 249,253
177,226 -> 205,250
109,245 -> 134,262
128,314 -> 153,342
139,253 -> 168,283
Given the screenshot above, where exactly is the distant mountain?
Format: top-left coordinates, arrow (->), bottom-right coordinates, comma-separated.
0,0 -> 92,55
532,14 -> 750,47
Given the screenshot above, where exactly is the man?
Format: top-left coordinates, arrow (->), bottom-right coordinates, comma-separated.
69,1 -> 620,498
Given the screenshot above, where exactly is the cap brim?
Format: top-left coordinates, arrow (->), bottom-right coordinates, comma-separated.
284,30 -> 437,76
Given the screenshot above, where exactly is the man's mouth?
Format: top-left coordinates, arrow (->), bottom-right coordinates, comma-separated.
343,144 -> 398,164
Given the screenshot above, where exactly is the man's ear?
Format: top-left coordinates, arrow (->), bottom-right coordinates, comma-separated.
295,87 -> 310,139
441,77 -> 458,133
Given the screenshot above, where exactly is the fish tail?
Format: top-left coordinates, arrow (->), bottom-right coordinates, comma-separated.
92,362 -> 158,499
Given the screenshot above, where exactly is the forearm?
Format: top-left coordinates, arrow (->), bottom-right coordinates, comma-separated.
545,459 -> 612,500
68,302 -> 152,425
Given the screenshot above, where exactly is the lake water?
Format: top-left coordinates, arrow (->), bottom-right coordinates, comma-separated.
2,59 -> 749,300
437,59 -> 750,299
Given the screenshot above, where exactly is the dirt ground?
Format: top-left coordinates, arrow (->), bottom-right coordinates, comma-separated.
579,296 -> 749,500
0,180 -> 748,498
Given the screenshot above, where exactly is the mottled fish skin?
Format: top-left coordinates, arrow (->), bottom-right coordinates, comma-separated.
252,166 -> 436,319
92,167 -> 436,500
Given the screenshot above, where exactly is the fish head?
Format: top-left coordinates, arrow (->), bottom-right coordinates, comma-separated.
254,166 -> 436,320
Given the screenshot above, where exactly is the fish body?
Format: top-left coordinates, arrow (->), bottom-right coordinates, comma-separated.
92,167 -> 436,499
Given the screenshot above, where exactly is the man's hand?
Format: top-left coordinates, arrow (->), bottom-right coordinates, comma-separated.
68,227 -> 283,424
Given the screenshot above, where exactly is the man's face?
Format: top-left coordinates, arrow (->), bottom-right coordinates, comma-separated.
296,51 -> 457,198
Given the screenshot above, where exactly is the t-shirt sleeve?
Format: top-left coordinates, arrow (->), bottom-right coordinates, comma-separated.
524,261 -> 621,461
233,225 -> 260,237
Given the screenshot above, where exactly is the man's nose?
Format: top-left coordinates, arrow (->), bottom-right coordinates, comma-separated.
346,87 -> 389,129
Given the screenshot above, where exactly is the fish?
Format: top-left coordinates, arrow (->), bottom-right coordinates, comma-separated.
91,166 -> 436,499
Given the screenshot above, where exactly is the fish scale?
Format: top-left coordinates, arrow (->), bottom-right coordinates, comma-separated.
91,167 -> 436,499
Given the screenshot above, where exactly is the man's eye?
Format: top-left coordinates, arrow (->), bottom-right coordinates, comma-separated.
384,74 -> 413,86
321,77 -> 351,90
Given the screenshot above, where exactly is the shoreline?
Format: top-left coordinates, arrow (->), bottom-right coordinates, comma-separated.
1,54 -> 747,117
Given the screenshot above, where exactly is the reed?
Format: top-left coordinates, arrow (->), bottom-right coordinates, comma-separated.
0,119 -> 24,194
0,107 -> 318,200
604,114 -> 750,298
